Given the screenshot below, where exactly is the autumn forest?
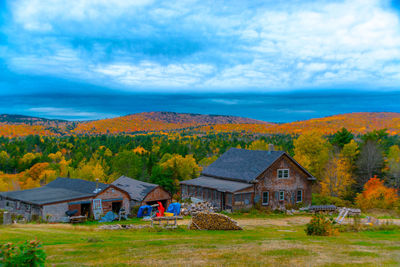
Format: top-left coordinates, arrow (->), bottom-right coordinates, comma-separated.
0,111 -> 399,211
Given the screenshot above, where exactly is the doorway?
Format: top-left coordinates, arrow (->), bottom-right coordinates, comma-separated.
112,201 -> 122,213
81,203 -> 91,217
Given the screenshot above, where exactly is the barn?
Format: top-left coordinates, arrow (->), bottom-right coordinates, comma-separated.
0,177 -> 130,222
112,176 -> 172,209
180,147 -> 315,211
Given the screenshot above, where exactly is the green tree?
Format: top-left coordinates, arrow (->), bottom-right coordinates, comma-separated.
112,150 -> 143,179
331,128 -> 353,148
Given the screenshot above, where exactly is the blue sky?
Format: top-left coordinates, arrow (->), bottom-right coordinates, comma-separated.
0,0 -> 400,120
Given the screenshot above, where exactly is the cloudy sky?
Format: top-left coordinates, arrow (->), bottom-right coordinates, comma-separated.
0,0 -> 400,120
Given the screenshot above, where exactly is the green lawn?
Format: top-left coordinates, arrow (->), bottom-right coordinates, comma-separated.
0,217 -> 399,266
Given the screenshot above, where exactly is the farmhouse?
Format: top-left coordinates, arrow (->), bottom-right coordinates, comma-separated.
112,176 -> 172,208
180,147 -> 315,210
0,177 -> 130,222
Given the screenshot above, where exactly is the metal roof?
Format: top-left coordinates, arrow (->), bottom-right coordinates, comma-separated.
112,176 -> 159,201
180,176 -> 252,193
0,177 -> 109,205
202,148 -> 285,183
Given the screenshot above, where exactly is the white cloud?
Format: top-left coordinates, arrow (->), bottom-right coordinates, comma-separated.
28,107 -> 115,120
4,0 -> 400,91
12,0 -> 153,31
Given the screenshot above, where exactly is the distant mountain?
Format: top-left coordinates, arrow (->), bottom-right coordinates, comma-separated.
267,112 -> 400,135
0,111 -> 399,137
72,112 -> 270,135
0,114 -> 69,125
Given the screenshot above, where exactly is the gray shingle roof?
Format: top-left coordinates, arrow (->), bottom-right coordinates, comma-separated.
46,177 -> 108,194
112,176 -> 159,201
0,177 -> 109,205
202,148 -> 285,183
180,176 -> 252,193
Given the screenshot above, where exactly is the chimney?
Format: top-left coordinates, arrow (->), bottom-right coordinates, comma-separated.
93,178 -> 101,193
268,144 -> 274,154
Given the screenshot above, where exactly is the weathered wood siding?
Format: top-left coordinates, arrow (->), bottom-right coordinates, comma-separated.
255,154 -> 312,209
96,186 -> 130,214
142,186 -> 172,207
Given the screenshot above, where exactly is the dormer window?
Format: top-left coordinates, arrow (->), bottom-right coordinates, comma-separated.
277,169 -> 289,179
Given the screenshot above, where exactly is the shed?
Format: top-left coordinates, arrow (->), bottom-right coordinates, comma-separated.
0,177 -> 130,222
112,176 -> 172,208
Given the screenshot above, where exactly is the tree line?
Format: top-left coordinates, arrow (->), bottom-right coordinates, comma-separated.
0,129 -> 399,208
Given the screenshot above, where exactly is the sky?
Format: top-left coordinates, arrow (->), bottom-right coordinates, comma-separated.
1,0 -> 400,120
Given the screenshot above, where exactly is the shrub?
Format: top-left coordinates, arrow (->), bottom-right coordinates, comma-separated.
0,240 -> 46,267
305,214 -> 338,236
356,177 -> 399,211
130,206 -> 140,218
312,193 -> 351,207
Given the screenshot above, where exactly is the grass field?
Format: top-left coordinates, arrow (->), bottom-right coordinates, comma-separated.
1,215 -> 399,266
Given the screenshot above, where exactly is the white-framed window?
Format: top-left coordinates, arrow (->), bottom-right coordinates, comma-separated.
279,191 -> 285,201
277,169 -> 290,179
262,192 -> 269,205
297,190 -> 303,203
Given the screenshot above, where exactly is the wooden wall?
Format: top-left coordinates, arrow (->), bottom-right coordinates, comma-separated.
255,154 -> 313,209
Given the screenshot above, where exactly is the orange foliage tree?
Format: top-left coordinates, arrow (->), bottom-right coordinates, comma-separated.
356,176 -> 399,210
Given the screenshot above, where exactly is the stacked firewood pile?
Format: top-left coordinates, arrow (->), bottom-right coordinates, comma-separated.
189,212 -> 242,230
180,201 -> 215,216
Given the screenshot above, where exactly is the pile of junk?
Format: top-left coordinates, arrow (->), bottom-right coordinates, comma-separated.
137,202 -> 181,220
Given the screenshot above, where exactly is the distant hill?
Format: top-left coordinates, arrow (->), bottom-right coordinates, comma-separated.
0,114 -> 69,125
72,112 -> 269,135
0,111 -> 399,137
267,112 -> 400,135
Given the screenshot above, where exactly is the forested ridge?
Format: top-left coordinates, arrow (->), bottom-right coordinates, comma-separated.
1,112 -> 400,137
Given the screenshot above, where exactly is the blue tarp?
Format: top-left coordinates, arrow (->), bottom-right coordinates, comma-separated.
137,205 -> 152,218
99,211 -> 117,222
166,203 -> 181,216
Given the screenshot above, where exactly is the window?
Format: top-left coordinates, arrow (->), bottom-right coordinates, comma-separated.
181,185 -> 187,196
277,169 -> 289,179
226,193 -> 232,205
279,191 -> 285,201
262,192 -> 269,205
297,190 -> 302,202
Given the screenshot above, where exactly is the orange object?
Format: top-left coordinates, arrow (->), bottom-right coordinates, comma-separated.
156,201 -> 165,217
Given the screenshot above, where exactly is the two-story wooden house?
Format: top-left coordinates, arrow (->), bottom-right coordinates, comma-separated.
180,147 -> 315,210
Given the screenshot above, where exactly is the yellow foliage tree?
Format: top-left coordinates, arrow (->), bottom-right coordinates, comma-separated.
20,152 -> 41,165
248,140 -> 269,150
23,177 -> 40,190
160,154 -> 200,182
48,151 -> 64,163
294,132 -> 331,181
133,146 -> 148,155
27,162 -> 50,181
321,156 -> 354,197
39,169 -> 58,184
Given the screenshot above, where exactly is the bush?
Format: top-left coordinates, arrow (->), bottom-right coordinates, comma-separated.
0,240 -> 46,267
305,214 -> 338,236
356,177 -> 399,211
312,193 -> 351,207
130,206 -> 140,218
